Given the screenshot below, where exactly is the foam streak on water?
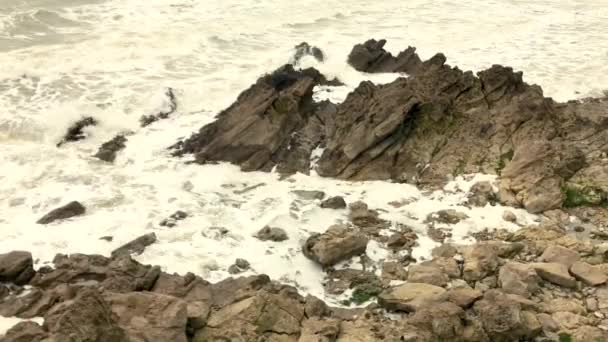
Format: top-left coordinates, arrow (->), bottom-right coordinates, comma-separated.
0,0 -> 604,302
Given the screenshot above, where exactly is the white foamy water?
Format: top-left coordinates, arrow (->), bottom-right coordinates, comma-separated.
0,0 -> 604,305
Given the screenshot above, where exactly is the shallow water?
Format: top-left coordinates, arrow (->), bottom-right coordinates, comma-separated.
0,0 -> 606,302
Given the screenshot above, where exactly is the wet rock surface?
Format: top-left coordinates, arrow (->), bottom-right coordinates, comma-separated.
303,224 -> 368,267
3,217 -> 608,342
174,39 -> 608,214
4,40 -> 608,341
56,116 -> 97,147
94,134 -> 128,163
36,201 -> 86,224
320,195 -> 347,209
111,233 -> 157,258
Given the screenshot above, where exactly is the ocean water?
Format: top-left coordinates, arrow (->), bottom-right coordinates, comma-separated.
0,0 -> 606,306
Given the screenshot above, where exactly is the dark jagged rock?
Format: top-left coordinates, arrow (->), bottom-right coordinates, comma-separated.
291,42 -> 324,64
94,134 -> 127,162
36,201 -> 86,224
140,87 -> 178,127
172,64 -> 338,174
347,38 -> 422,74
56,116 -> 97,147
111,233 -> 157,258
173,40 -> 608,213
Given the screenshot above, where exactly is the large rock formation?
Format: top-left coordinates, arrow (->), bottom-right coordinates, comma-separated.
173,40 -> 608,213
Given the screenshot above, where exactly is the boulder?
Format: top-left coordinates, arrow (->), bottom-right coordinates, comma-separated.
195,292 -> 304,340
298,318 -> 340,342
30,253 -> 160,292
498,262 -> 541,298
572,325 -> 607,342
0,251 -> 35,285
104,291 -> 188,342
111,233 -> 157,258
36,201 -> 86,224
94,134 -> 128,163
544,298 -> 586,315
570,261 -> 607,286
256,226 -> 289,242
303,225 -> 368,267
445,287 -> 483,308
540,245 -> 580,267
408,302 -> 465,340
56,116 -> 97,147
467,181 -> 496,207
320,196 -> 347,209
407,263 -> 449,287
473,290 -> 541,341
1,321 -> 48,342
462,243 -> 500,282
377,282 -> 446,312
531,262 -> 577,288
502,210 -> 517,223
43,287 -> 128,341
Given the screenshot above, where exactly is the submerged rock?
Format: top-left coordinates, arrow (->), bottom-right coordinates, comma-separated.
303,224 -> 368,267
291,42 -> 324,64
159,210 -> 188,227
140,88 -> 178,127
111,233 -> 157,258
255,226 -> 289,242
36,201 -> 86,224
426,209 -> 469,225
94,134 -> 128,162
56,116 -> 97,147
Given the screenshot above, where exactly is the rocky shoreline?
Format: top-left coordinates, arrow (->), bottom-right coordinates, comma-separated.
2,215 -> 608,341
2,40 -> 608,341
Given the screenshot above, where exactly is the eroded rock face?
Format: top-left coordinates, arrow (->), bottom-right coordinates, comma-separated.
104,291 -> 188,342
36,201 -> 86,224
303,225 -> 368,267
43,287 -> 129,342
174,40 -> 608,214
172,65 -> 336,174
